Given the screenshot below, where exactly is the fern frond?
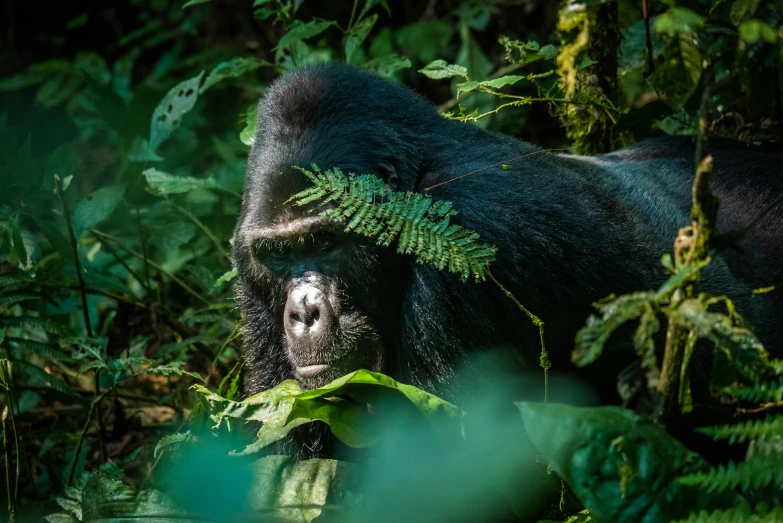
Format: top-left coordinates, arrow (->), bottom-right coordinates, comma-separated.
769,359 -> 783,374
0,273 -> 33,288
0,293 -> 41,307
288,166 -> 497,282
674,504 -> 783,523
7,337 -> 73,361
679,452 -> 783,492
698,415 -> 783,444
0,316 -> 71,336
722,378 -> 783,404
13,360 -> 73,395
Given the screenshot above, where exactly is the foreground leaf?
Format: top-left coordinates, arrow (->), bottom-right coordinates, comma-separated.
517,402 -> 738,523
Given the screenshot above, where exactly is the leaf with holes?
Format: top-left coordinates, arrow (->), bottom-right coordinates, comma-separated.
200,57 -> 270,94
149,72 -> 204,152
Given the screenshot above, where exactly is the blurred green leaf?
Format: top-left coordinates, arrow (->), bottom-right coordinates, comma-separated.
200,57 -> 271,94
73,184 -> 126,236
274,19 -> 333,51
143,168 -> 219,195
149,72 -> 205,151
518,402 -> 734,523
346,14 -> 378,64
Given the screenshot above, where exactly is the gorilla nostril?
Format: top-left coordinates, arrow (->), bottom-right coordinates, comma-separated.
312,310 -> 320,322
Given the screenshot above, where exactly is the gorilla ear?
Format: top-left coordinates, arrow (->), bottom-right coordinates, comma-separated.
379,161 -> 399,192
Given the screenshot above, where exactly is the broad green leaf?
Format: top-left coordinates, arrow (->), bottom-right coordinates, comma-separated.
239,104 -> 258,146
149,221 -> 196,250
153,431 -> 192,458
213,268 -> 237,288
517,402 -> 734,523
362,54 -> 412,77
183,0 -> 210,6
455,24 -> 492,81
346,14 -> 378,64
419,60 -> 469,80
456,80 -> 480,94
480,75 -> 525,89
655,8 -> 705,35
195,370 -> 462,455
572,292 -> 656,367
200,57 -> 270,93
81,473 -> 193,521
143,168 -> 219,195
246,455 -> 357,521
145,361 -> 202,381
73,184 -> 126,236
730,0 -> 752,25
149,72 -> 204,151
671,298 -> 771,383
274,20 -> 333,51
739,20 -> 778,44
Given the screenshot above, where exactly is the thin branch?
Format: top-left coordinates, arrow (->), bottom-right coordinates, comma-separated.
423,148 -> 567,192
90,229 -> 210,306
135,206 -> 153,291
68,391 -> 107,486
165,200 -> 229,259
486,270 -> 549,402
642,0 -> 655,75
54,175 -> 107,463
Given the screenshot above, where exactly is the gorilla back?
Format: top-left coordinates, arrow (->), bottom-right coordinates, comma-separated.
234,63 -> 783,403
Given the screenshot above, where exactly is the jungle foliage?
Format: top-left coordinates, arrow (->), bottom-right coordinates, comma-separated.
0,0 -> 782,521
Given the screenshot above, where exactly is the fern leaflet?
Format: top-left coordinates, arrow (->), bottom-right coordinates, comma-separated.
288,166 -> 497,282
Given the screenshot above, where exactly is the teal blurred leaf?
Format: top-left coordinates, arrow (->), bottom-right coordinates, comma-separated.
274,19 -> 333,51
517,402 -> 737,523
73,184 -> 126,236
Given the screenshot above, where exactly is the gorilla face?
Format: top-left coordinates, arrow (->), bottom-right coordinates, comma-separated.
237,203 -> 404,390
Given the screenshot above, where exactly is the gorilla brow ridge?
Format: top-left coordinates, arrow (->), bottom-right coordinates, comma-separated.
243,215 -> 336,242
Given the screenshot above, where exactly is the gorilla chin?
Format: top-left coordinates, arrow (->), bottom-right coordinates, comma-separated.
291,338 -> 384,389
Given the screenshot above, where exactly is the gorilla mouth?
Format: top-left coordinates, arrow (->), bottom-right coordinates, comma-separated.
291,337 -> 382,385
295,364 -> 331,378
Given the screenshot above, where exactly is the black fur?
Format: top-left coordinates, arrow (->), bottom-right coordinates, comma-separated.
234,63 -> 783,430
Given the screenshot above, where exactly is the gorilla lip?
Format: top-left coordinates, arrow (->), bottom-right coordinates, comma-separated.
295,364 -> 331,377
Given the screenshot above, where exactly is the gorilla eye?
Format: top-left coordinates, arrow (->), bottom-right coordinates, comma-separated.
269,242 -> 291,258
312,232 -> 335,251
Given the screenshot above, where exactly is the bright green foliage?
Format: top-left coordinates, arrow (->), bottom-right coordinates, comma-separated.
673,503 -> 783,523
288,166 -> 497,282
517,402 -> 734,523
679,453 -> 783,493
698,415 -> 783,445
722,378 -> 783,404
193,368 -> 463,455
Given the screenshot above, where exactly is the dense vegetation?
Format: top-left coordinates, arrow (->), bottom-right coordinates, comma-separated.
0,0 -> 781,521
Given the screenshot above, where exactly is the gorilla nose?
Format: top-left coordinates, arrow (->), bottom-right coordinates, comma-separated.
285,286 -> 329,338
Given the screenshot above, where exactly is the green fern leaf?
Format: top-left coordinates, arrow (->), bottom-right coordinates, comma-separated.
674,503 -> 783,523
679,452 -> 783,492
14,360 -> 73,395
0,293 -> 41,307
288,166 -> 497,281
7,337 -> 73,361
698,414 -> 783,444
722,377 -> 783,404
0,316 -> 71,336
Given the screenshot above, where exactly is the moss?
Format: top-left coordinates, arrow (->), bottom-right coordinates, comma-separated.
556,0 -> 623,154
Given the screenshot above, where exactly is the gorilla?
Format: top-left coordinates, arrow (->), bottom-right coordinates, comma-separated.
233,63 -> 783,411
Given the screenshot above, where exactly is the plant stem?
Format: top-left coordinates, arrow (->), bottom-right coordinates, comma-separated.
91,229 -> 211,305
68,391 -> 107,486
166,200 -> 229,259
54,175 -> 108,462
486,270 -> 549,402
